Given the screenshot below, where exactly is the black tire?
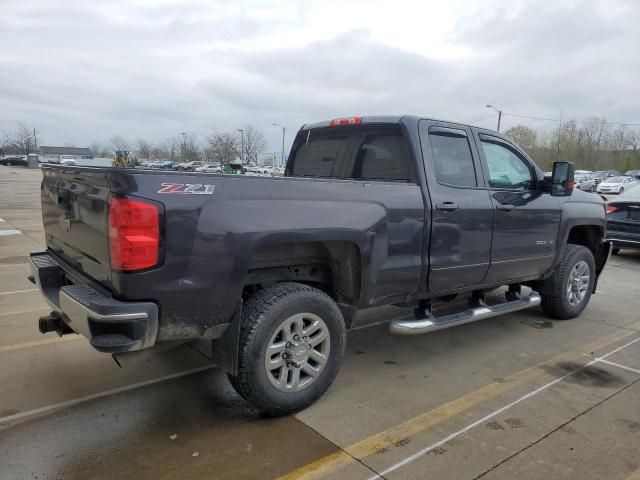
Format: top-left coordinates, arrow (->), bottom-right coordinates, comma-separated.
619,187 -> 624,194
590,185 -> 595,192
612,248 -> 620,255
6,161 -> 11,166
228,282 -> 346,416
540,244 -> 596,320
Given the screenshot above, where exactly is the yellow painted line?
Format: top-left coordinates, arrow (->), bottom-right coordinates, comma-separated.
278,326 -> 639,480
0,335 -> 81,353
626,467 -> 640,480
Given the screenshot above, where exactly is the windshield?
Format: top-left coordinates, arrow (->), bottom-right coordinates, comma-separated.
605,176 -> 627,183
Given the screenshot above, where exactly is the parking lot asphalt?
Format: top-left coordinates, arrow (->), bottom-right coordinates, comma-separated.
0,166 -> 638,480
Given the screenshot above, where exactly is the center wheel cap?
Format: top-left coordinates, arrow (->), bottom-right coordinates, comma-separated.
288,343 -> 311,364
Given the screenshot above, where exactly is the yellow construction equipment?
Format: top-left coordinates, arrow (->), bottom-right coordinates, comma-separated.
111,150 -> 133,168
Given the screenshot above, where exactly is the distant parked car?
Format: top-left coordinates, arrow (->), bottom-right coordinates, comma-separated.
575,169 -> 594,176
624,170 -> 640,180
606,186 -> 640,254
58,155 -> 77,165
575,174 -> 597,192
178,161 -> 205,171
596,175 -> 637,194
259,165 -> 275,175
154,161 -> 176,169
195,163 -> 222,173
0,155 -> 27,166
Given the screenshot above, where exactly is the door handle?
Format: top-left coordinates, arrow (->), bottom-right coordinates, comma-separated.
436,202 -> 458,212
496,204 -> 515,211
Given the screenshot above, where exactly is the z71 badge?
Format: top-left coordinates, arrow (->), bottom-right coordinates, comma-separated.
157,183 -> 215,195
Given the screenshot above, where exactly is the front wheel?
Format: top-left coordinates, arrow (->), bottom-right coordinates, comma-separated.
590,185 -> 595,192
619,187 -> 624,194
540,244 -> 596,320
229,282 -> 346,416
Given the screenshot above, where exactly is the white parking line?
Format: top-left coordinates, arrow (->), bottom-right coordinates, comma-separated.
0,229 -> 22,236
0,288 -> 38,296
596,358 -> 640,375
0,365 -> 216,425
366,336 -> 640,480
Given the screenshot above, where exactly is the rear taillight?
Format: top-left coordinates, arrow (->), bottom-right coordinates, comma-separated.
606,205 -> 618,214
109,197 -> 160,271
329,116 -> 362,127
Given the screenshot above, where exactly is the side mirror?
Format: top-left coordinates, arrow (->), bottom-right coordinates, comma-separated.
551,161 -> 575,196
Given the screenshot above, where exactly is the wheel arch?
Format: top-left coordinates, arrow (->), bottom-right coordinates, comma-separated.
243,238 -> 365,328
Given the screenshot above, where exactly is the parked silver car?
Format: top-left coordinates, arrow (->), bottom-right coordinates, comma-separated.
575,174 -> 597,192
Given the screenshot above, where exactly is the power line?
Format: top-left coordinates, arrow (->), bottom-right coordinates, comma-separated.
500,112 -> 640,127
469,114 -> 497,124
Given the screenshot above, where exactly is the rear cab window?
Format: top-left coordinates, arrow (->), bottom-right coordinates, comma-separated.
287,124 -> 413,183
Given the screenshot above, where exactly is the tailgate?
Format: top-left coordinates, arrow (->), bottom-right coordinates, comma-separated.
41,167 -> 112,286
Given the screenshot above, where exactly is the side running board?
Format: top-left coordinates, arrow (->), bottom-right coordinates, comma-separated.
390,292 -> 541,335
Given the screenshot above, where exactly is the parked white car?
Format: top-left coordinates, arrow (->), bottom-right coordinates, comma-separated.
59,155 -> 78,166
596,175 -> 637,194
195,163 -> 222,173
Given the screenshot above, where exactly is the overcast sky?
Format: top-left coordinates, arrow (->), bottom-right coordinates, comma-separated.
1,0 -> 639,154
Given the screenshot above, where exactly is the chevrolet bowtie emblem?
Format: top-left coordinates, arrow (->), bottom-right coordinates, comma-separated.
59,215 -> 71,232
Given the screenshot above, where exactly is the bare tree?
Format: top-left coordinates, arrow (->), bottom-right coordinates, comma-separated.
206,132 -> 239,165
0,130 -> 12,157
90,142 -> 110,158
160,137 -> 180,161
504,125 -> 537,150
109,135 -> 130,153
242,125 -> 267,164
136,139 -> 154,160
181,133 -> 201,161
12,122 -> 37,155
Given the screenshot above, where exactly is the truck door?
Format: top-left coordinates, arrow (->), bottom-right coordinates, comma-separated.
475,133 -> 562,283
419,121 -> 493,292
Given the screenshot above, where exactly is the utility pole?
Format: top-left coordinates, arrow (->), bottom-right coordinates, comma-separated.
238,129 -> 245,164
33,128 -> 38,153
486,104 -> 502,132
273,123 -> 286,166
180,132 -> 187,161
556,108 -> 563,161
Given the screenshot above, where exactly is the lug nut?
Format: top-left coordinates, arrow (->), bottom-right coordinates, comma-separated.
286,342 -> 292,348
293,335 -> 299,341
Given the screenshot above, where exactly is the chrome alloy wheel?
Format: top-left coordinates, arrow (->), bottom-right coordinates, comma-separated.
264,313 -> 330,392
567,260 -> 590,306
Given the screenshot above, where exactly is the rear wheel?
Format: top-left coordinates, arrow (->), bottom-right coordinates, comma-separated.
540,244 -> 595,320
228,282 -> 346,416
612,248 -> 620,255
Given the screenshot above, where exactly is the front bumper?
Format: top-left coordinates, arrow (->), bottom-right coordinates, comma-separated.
29,251 -> 158,353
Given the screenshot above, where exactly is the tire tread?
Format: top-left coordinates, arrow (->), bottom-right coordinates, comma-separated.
231,282 -> 343,415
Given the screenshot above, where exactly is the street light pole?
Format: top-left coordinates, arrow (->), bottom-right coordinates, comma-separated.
273,123 -> 286,167
486,104 -> 502,132
180,132 -> 187,160
237,129 -> 244,164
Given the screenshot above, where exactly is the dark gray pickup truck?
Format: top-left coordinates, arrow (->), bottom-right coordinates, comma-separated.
30,115 -> 611,414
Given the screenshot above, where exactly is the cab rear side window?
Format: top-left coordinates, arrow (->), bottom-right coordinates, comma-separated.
429,132 -> 477,187
288,125 -> 412,182
289,136 -> 350,178
350,133 -> 410,182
